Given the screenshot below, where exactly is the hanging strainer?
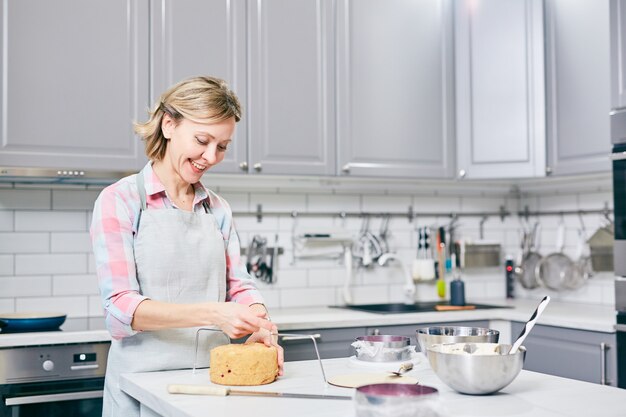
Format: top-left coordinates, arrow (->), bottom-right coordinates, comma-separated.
515,222 -> 541,289
536,219 -> 573,291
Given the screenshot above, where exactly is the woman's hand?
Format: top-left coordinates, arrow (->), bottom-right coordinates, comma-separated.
247,323 -> 285,376
210,302 -> 274,339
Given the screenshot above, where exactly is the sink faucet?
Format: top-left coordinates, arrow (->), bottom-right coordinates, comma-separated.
378,253 -> 416,305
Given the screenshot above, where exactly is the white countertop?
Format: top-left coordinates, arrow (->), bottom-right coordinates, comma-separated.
0,298 -> 616,348
120,354 -> 626,417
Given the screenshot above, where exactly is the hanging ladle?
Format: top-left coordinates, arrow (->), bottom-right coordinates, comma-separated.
508,295 -> 551,354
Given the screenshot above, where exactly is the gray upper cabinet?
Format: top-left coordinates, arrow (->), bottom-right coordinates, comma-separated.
455,0 -> 546,179
152,0 -> 335,176
545,0 -> 611,176
611,0 -> 626,109
336,0 -> 455,179
150,0 -> 247,174
0,0 -> 149,172
247,0 -> 336,176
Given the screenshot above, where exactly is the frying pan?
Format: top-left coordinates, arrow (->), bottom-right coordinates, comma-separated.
0,312 -> 67,332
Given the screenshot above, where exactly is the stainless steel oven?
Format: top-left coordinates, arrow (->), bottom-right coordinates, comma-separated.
0,342 -> 109,417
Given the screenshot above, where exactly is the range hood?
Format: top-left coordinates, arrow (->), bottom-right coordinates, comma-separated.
0,167 -> 134,185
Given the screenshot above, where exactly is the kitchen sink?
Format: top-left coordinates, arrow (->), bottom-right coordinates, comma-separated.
331,301 -> 510,314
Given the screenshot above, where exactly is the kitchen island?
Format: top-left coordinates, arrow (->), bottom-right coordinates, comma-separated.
120,354 -> 626,417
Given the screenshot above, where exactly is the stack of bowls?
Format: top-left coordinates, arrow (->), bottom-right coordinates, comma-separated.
426,342 -> 526,395
416,326 -> 500,354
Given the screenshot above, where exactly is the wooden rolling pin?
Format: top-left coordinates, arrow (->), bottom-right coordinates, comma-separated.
434,305 -> 476,311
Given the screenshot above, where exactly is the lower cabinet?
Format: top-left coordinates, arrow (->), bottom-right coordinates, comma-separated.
511,322 -> 617,387
279,327 -> 366,362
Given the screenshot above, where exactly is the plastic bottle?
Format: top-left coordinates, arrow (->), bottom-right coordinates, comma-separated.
449,252 -> 466,306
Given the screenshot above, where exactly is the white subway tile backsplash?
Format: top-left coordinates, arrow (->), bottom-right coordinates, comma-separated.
0,298 -> 15,311
269,269 -> 307,289
0,255 -> 14,276
16,296 -> 89,317
0,275 -> 52,297
0,233 -> 49,253
362,195 -> 412,212
88,295 -> 105,316
257,289 -> 280,309
250,193 -> 306,212
280,287 -> 336,308
53,274 -> 99,295
307,194 -> 360,213
51,232 -> 91,253
16,211 -> 87,232
0,177 -> 617,316
413,196 -> 461,213
538,194 -> 578,211
0,211 -> 13,231
0,189 -> 51,209
52,190 -> 100,210
217,192 -> 249,212
578,192 -> 613,210
16,254 -> 87,275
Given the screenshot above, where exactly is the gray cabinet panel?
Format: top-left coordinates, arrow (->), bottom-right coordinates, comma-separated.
545,0 -> 611,175
247,0 -> 335,176
280,327 -> 366,362
611,0 -> 626,109
455,0 -> 546,179
0,0 -> 149,172
150,0 -> 247,174
336,0 -> 455,179
511,322 -> 617,386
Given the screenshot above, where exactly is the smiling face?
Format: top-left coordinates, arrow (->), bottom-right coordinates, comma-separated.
160,114 -> 235,185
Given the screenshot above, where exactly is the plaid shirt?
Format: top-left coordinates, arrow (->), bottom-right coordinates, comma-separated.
90,162 -> 264,340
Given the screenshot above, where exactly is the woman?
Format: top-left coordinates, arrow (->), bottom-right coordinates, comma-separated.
90,76 -> 283,417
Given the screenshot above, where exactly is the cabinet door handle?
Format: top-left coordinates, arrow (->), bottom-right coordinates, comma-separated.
600,342 -> 611,385
280,333 -> 321,343
239,161 -> 248,171
253,162 -> 262,172
610,152 -> 626,161
458,169 -> 466,179
341,164 -> 350,173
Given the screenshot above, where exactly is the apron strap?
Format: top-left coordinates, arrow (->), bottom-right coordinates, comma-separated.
136,170 -> 148,211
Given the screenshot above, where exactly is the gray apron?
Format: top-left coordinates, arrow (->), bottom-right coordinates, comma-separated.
102,171 -> 228,417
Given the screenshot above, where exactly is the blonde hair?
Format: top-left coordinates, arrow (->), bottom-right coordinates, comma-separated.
134,76 -> 242,161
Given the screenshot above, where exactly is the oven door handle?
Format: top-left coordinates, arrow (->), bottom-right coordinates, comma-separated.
5,390 -> 103,406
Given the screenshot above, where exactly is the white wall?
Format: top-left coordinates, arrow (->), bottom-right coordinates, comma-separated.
0,175 -> 616,320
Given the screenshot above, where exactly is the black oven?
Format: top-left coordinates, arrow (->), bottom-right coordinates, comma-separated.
616,278 -> 626,389
0,342 -> 109,417
612,116 -> 626,387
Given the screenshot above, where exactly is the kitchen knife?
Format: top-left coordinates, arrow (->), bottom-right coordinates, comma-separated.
167,384 -> 352,400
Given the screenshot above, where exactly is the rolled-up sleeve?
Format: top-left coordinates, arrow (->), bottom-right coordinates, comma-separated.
90,185 -> 149,340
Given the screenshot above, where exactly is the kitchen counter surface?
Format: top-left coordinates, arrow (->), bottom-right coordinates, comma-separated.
120,354 -> 626,417
0,298 -> 616,347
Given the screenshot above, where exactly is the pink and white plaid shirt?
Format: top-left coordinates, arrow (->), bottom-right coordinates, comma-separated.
90,162 -> 264,340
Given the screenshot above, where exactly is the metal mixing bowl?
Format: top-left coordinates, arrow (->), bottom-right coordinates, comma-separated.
354,383 -> 440,417
426,343 -> 526,395
353,335 -> 412,362
416,326 -> 499,353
